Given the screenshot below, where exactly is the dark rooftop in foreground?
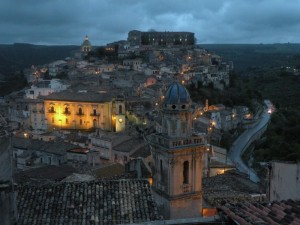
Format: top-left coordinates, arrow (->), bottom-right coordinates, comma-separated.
202,171 -> 261,206
218,200 -> 300,225
17,180 -> 160,225
15,165 -> 78,184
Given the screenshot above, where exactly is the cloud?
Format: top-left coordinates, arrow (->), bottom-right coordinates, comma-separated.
0,0 -> 300,45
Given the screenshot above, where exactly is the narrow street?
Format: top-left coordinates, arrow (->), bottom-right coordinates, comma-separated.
229,105 -> 271,183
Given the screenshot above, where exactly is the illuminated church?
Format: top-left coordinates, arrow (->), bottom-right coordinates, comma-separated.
44,91 -> 125,132
149,82 -> 208,219
81,35 -> 92,53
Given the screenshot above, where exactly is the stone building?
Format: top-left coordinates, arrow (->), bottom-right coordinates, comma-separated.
149,82 -> 208,219
128,30 -> 195,46
44,90 -> 125,132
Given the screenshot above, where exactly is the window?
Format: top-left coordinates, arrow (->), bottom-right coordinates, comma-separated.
78,107 -> 83,115
183,161 -> 189,184
50,106 -> 55,113
64,107 -> 69,114
52,117 -> 54,123
93,109 -> 97,116
160,159 -> 164,180
66,118 -> 68,124
80,119 -> 82,125
29,90 -> 34,95
119,105 -> 123,114
115,154 -> 118,160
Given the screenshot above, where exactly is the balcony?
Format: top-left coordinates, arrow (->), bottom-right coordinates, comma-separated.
150,134 -> 207,149
63,111 -> 71,115
182,184 -> 191,193
76,112 -> 84,116
48,110 -> 56,113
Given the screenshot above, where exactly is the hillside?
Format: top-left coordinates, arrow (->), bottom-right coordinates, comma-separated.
201,43 -> 300,72
0,43 -> 79,77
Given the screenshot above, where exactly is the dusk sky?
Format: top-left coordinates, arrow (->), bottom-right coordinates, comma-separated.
1,0 -> 300,45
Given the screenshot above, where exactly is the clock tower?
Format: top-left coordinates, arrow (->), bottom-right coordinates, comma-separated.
149,82 -> 208,219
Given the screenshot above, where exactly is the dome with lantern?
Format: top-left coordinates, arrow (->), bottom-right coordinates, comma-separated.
164,82 -> 191,110
81,35 -> 92,53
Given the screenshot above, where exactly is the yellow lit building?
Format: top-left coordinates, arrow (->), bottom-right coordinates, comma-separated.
44,91 -> 125,132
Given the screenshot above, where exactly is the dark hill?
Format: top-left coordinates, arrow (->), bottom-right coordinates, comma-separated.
0,43 -> 79,76
201,43 -> 300,72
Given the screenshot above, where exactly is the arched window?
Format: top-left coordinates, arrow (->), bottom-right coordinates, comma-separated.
78,107 -> 83,115
80,119 -> 82,125
64,107 -> 69,114
50,106 -> 55,113
93,109 -> 97,116
183,161 -> 189,184
119,105 -> 122,114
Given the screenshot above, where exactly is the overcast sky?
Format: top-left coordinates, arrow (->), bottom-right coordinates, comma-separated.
1,0 -> 300,45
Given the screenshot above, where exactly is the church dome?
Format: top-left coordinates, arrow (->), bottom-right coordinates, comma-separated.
81,35 -> 92,53
164,82 -> 191,105
81,35 -> 91,47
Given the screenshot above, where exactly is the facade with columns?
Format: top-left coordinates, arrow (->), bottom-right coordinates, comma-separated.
44,91 -> 125,132
149,82 -> 208,219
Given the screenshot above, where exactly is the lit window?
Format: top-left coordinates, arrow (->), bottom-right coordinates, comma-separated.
78,107 -> 83,115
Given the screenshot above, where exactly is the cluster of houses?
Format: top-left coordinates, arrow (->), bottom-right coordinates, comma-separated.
0,32 -> 247,174
2,31 -> 300,224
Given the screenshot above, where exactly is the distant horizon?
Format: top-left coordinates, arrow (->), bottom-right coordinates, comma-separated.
1,42 -> 300,47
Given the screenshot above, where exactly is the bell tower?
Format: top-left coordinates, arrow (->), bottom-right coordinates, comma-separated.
149,82 -> 208,219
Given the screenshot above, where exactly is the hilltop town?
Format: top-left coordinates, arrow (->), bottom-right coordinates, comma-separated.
1,30 -> 299,224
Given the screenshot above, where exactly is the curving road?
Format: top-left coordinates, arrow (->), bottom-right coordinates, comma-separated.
229,107 -> 271,183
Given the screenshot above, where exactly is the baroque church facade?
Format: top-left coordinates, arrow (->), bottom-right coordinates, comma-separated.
149,82 -> 208,219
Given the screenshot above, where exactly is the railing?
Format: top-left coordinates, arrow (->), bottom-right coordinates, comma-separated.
90,113 -> 100,116
151,134 -> 207,149
182,184 -> 191,193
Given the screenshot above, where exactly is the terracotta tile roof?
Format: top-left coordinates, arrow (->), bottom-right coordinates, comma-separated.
15,165 -> 78,184
203,172 -> 260,206
113,138 -> 144,153
17,180 -> 159,224
93,163 -> 126,179
13,137 -> 82,156
44,90 -> 113,103
218,200 -> 300,225
130,145 -> 151,158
